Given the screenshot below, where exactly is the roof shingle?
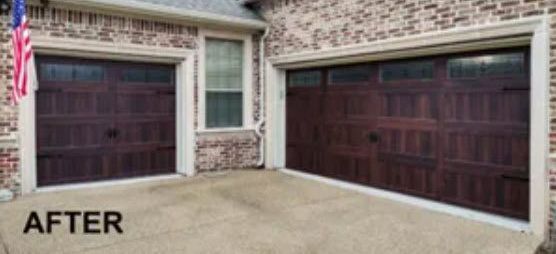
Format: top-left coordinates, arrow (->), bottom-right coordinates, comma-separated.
133,0 -> 262,20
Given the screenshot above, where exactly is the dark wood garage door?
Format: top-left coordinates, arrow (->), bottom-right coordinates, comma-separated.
286,47 -> 530,219
36,56 -> 176,186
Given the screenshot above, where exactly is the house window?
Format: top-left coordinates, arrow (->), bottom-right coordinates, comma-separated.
205,38 -> 244,128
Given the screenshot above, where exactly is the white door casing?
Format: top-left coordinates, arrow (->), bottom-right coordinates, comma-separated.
265,16 -> 551,237
19,37 -> 196,193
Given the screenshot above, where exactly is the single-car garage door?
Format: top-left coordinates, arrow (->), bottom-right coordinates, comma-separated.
286,47 -> 530,219
36,56 -> 176,186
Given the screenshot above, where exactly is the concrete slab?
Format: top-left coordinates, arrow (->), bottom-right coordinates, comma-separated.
0,170 -> 542,254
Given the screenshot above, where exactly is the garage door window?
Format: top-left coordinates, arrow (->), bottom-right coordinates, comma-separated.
205,38 -> 244,128
40,63 -> 104,82
122,67 -> 173,84
329,65 -> 370,85
289,70 -> 321,87
448,52 -> 525,79
380,61 -> 434,82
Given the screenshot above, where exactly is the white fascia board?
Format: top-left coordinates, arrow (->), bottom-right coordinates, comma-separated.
51,0 -> 268,30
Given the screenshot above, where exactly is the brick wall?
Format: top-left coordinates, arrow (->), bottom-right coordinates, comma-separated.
0,1 -> 263,193
194,33 -> 264,172
0,15 -> 19,194
258,0 -> 556,243
196,131 -> 259,172
260,0 -> 553,56
26,3 -> 198,49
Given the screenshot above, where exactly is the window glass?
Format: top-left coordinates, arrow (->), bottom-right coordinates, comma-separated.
148,69 -> 172,83
329,65 -> 370,84
41,63 -> 104,82
205,38 -> 244,128
74,65 -> 104,81
206,92 -> 243,128
288,70 -> 321,87
381,61 -> 434,82
122,68 -> 172,83
448,53 -> 525,78
122,69 -> 147,83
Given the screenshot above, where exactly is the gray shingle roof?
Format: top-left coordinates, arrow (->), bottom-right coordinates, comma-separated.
134,0 -> 262,20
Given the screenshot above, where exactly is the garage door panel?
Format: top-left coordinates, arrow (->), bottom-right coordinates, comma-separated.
37,121 -> 112,150
324,92 -> 376,120
322,152 -> 370,184
444,161 -> 528,177
381,91 -> 439,119
444,90 -> 529,124
323,123 -> 372,149
373,160 -> 437,198
287,121 -> 321,145
116,119 -> 175,145
494,177 -> 529,218
37,90 -> 113,116
287,90 -> 321,116
114,148 -> 176,178
377,118 -> 438,130
37,150 -> 116,186
443,171 -> 529,219
378,128 -> 437,159
286,146 -> 321,174
287,47 -> 530,219
287,89 -> 322,147
37,56 -> 176,186
443,131 -> 529,169
443,172 -> 495,210
116,90 -> 176,115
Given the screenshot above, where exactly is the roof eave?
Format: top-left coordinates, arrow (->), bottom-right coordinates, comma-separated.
51,0 -> 268,30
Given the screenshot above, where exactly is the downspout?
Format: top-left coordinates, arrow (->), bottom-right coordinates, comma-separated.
255,26 -> 270,168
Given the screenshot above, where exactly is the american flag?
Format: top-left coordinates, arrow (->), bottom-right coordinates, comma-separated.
11,0 -> 33,104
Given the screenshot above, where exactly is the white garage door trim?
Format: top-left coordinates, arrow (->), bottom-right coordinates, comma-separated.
19,37 -> 196,193
265,16 -> 551,237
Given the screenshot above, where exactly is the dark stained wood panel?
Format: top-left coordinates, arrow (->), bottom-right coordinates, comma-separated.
286,48 -> 530,219
36,56 -> 176,186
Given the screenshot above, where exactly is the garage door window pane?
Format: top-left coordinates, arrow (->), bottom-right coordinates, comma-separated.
289,71 -> 321,87
148,69 -> 173,83
448,53 -> 525,79
122,68 -> 173,84
381,61 -> 434,82
41,63 -> 104,82
329,65 -> 370,85
74,65 -> 104,81
205,38 -> 244,128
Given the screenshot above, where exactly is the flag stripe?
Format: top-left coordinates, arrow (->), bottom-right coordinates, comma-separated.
11,0 -> 32,105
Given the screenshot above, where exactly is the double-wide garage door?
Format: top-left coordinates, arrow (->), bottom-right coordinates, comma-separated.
36,56 -> 176,186
286,48 -> 530,219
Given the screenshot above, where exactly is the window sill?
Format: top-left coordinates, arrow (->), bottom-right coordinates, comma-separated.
196,127 -> 256,134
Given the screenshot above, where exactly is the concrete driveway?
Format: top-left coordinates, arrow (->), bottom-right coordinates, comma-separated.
0,170 -> 541,254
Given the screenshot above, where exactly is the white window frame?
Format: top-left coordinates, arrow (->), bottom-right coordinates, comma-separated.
199,29 -> 254,132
